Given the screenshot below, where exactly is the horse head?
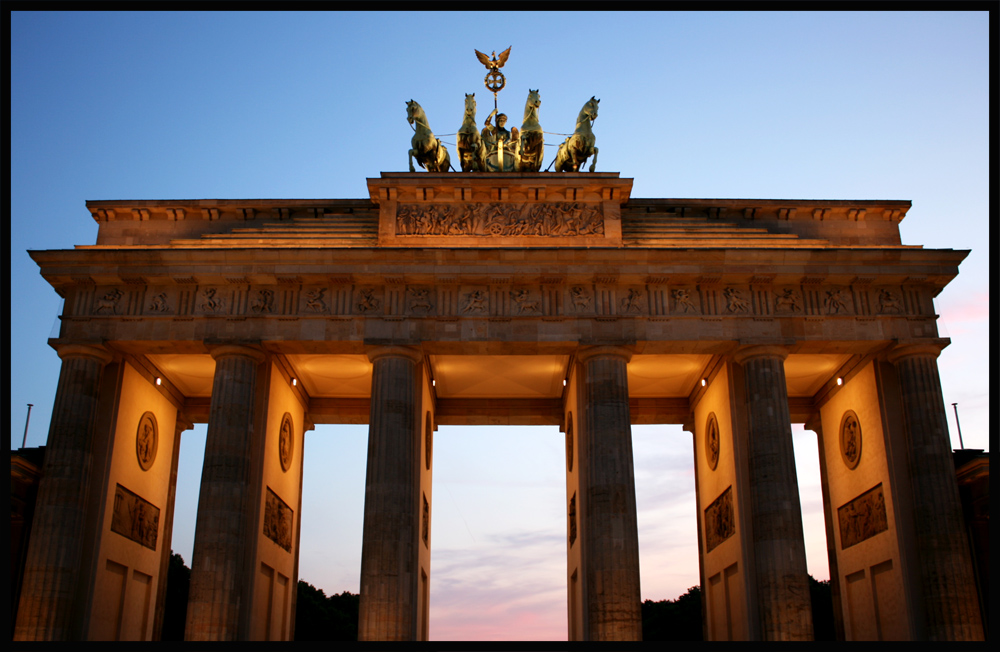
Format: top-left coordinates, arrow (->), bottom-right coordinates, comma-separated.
527,89 -> 541,109
406,99 -> 423,126
464,93 -> 476,116
584,96 -> 599,122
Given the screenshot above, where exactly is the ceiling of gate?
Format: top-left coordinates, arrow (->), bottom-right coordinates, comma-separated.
147,352 -> 851,401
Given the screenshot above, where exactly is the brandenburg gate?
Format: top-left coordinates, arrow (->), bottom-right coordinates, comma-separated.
13,53 -> 983,640
15,171 -> 983,642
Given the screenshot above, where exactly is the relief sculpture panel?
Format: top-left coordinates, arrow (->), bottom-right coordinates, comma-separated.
264,486 -> 293,552
705,486 -> 734,552
111,484 -> 160,550
396,202 -> 605,237
838,483 -> 888,549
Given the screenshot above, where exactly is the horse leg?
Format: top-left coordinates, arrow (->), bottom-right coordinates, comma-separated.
589,146 -> 598,173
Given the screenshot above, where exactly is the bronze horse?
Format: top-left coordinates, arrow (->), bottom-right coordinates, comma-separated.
456,93 -> 486,172
407,100 -> 451,173
553,96 -> 599,173
517,89 -> 543,172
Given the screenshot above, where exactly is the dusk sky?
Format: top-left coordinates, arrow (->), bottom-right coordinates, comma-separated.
10,11 -> 989,641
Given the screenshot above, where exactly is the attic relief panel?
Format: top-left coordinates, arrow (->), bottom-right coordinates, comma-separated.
396,202 -> 605,237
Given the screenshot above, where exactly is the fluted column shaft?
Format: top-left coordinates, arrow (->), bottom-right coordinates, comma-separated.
578,346 -> 642,641
734,345 -> 813,641
15,344 -> 113,641
184,345 -> 265,641
888,344 -> 983,640
358,347 -> 422,641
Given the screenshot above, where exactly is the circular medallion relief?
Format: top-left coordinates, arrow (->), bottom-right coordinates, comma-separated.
705,413 -> 720,471
840,410 -> 862,470
279,413 -> 294,472
136,412 -> 158,471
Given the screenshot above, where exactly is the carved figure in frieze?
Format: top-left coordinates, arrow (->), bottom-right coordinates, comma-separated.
620,288 -> 644,314
462,290 -> 488,314
200,288 -> 224,313
840,410 -> 862,470
94,288 -> 123,314
304,288 -> 327,313
356,289 -> 382,313
251,289 -> 274,313
148,292 -> 171,313
570,287 -> 592,311
877,288 -> 903,314
724,287 -> 749,313
279,413 -> 294,472
408,288 -> 433,313
705,413 -> 720,471
111,484 -> 160,550
825,288 -> 850,314
672,288 -> 697,313
774,288 -> 802,313
511,289 -> 540,314
838,484 -> 888,549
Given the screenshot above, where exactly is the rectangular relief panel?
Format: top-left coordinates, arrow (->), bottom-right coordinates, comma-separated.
263,487 -> 293,552
838,484 -> 888,549
704,486 -> 735,553
110,484 -> 160,550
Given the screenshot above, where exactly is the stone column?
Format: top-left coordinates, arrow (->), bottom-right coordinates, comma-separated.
185,344 -> 266,641
358,346 -> 423,641
887,342 -> 984,641
14,343 -> 113,641
577,345 -> 642,641
732,345 -> 813,641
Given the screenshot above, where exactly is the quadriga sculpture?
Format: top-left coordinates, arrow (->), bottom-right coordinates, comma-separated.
517,89 -> 543,172
456,93 -> 486,172
553,96 -> 599,173
407,100 -> 451,173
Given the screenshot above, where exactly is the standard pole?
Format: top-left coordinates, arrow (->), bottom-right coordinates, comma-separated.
22,403 -> 33,449
951,402 -> 964,449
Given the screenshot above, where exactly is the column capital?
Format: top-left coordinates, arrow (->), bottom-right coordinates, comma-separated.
732,343 -> 789,365
576,344 -> 633,364
51,341 -> 114,366
366,345 -> 423,365
886,338 -> 950,364
206,342 -> 266,364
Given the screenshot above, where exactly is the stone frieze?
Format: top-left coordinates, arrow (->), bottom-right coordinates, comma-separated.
111,483 -> 160,550
396,202 -> 605,237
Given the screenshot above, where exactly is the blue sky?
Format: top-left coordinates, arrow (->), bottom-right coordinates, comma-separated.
10,11 -> 989,641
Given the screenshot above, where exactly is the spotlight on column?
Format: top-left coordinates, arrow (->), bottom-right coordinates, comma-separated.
155,377 -> 162,386
432,379 -> 436,386
292,378 -> 297,386
836,377 -> 843,386
701,378 -> 707,387
563,379 -> 567,386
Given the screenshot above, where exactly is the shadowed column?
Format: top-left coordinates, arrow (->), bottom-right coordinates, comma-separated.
888,342 -> 984,641
358,346 -> 423,641
14,343 -> 113,641
577,345 -> 642,641
733,344 -> 813,641
184,344 -> 266,641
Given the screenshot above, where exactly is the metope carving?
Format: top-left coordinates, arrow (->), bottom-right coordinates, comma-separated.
251,289 -> 274,314
356,288 -> 382,314
877,288 -> 903,314
672,288 -> 698,314
511,289 -> 540,314
705,486 -> 734,552
264,487 -> 293,552
111,484 -> 159,550
825,288 -> 851,314
136,412 -> 158,471
279,413 -> 294,472
840,410 -> 862,470
396,202 -> 604,237
724,287 -> 749,313
148,292 -> 172,313
304,288 -> 327,313
620,288 -> 645,314
408,288 -> 434,313
462,290 -> 488,314
200,288 -> 225,313
570,287 -> 592,312
838,484 -> 888,549
774,288 -> 803,313
94,288 -> 123,315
